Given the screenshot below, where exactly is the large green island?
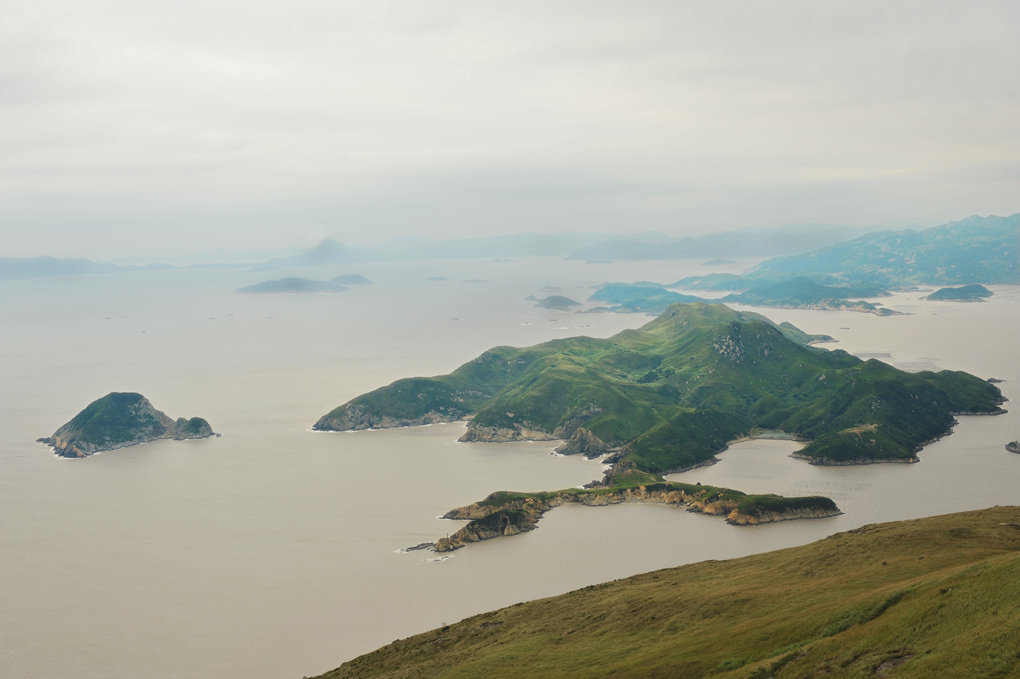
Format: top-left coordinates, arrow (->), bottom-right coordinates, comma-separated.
315,304 -> 1003,548
39,392 -> 217,458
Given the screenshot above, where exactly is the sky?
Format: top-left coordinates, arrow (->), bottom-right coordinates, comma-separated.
2,0 -> 1018,259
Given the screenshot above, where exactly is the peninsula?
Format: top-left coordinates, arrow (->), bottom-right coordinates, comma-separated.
40,392 -> 216,458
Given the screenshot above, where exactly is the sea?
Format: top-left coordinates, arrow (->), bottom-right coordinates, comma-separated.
1,256 -> 1017,679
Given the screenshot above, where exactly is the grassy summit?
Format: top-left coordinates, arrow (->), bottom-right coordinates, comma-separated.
315,303 -> 1002,468
317,506 -> 1020,679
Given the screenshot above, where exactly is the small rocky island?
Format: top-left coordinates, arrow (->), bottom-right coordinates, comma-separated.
1007,441 -> 1020,454
39,392 -> 217,458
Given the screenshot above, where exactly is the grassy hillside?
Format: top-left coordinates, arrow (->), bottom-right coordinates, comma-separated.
317,506 -> 1020,679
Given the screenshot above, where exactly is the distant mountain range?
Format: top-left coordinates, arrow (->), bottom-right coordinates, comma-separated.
3,214 -> 1014,281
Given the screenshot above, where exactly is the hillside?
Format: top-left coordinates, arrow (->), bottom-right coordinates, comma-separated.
315,304 -> 1002,470
317,506 -> 1020,679
39,392 -> 216,458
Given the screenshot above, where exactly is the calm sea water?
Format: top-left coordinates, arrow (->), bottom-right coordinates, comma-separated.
1,258 -> 1017,679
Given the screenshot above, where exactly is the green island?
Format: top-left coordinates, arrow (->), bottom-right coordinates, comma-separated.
38,392 -> 217,458
588,278 -> 896,316
926,284 -> 993,301
433,469 -> 839,553
316,506 -> 1020,679
315,303 -> 1002,547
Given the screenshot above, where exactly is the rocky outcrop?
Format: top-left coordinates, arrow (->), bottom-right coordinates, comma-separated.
554,427 -> 611,456
40,393 -> 217,458
314,403 -> 466,431
457,422 -> 558,443
1007,441 -> 1020,454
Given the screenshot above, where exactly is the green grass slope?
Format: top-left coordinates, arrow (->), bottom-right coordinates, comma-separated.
317,506 -> 1020,679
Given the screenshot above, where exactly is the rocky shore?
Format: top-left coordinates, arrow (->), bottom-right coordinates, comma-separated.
313,403 -> 467,431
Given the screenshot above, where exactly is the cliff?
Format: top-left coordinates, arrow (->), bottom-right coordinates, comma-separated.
39,392 -> 217,458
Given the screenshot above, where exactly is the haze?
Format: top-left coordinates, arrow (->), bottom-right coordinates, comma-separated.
2,0 -> 1018,259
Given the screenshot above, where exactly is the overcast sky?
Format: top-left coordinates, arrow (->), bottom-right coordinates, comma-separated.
2,0 -> 1018,258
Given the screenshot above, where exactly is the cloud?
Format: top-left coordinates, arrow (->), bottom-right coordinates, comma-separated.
1,0 -> 1018,257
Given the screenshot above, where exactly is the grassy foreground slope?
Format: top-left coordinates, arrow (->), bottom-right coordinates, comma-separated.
318,506 -> 1020,679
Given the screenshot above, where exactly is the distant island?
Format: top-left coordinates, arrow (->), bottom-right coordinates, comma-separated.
1007,441 -> 1020,454
235,274 -> 371,294
721,277 -> 900,316
39,392 -> 217,458
586,279 -> 896,316
316,506 -> 1020,679
703,257 -> 736,265
534,295 -> 581,311
926,284 -> 993,301
315,303 -> 1001,548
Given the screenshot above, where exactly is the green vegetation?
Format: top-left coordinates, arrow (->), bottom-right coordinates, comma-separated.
927,284 -> 992,301
53,392 -> 168,448
435,476 -> 839,551
317,303 -> 1003,468
318,506 -> 1020,679
41,392 -> 216,458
